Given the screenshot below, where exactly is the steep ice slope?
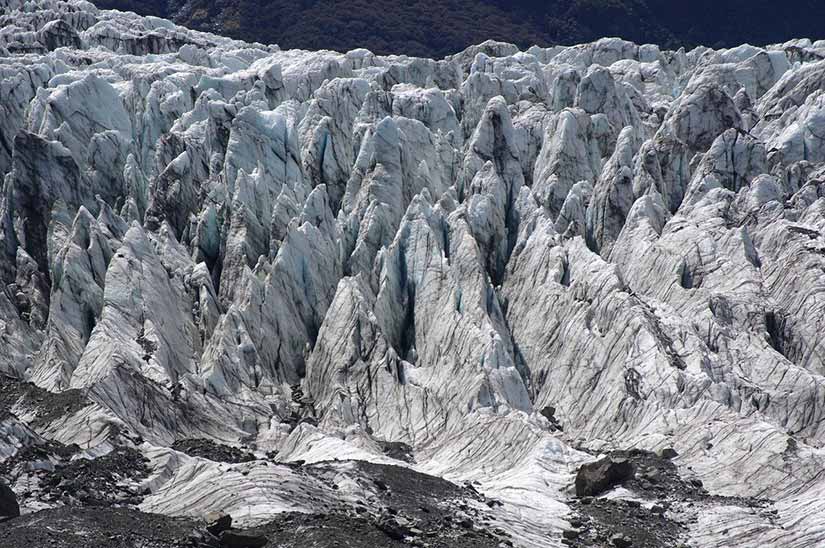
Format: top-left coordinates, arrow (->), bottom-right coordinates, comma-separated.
2,1 -> 825,546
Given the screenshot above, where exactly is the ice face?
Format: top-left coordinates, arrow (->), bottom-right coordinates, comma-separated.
2,2 -> 825,546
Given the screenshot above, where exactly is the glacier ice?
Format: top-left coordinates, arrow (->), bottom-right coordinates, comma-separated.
2,1 -> 825,547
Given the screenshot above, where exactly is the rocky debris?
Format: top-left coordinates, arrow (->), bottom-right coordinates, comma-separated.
575,456 -> 636,497
287,461 -> 508,546
38,447 -> 150,506
346,461 -> 485,509
576,450 -> 773,507
170,460 -> 509,548
563,449 -> 773,547
172,439 -> 256,464
376,514 -> 412,540
250,513 -> 409,547
565,496 -> 686,548
0,438 -> 80,477
0,378 -> 89,428
0,482 -> 19,521
0,507 -> 201,548
611,534 -> 633,547
218,530 -> 269,548
243,511 -> 502,548
608,450 -> 708,502
377,440 -> 414,463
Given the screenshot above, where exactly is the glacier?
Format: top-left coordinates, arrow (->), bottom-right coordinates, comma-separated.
2,1 -> 825,547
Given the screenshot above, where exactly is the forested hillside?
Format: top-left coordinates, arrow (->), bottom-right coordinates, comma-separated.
91,0 -> 825,57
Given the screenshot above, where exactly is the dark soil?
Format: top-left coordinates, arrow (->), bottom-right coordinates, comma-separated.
0,506 -> 201,548
172,439 -> 256,464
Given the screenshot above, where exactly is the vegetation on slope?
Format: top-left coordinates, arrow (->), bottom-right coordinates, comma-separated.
80,0 -> 825,58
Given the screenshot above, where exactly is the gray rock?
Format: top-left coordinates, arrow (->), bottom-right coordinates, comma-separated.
575,457 -> 636,497
0,481 -> 19,520
206,513 -> 233,536
657,447 -> 678,460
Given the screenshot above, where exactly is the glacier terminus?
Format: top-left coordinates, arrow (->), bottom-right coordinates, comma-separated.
1,1 -> 825,547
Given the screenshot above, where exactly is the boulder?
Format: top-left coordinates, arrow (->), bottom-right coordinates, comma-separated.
575,457 -> 635,497
0,481 -> 19,520
206,513 -> 233,536
657,447 -> 678,460
376,516 -> 410,540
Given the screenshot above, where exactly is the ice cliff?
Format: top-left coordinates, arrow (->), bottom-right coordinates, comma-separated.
2,1 -> 825,547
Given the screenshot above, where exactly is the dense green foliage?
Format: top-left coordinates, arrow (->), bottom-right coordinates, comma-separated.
92,0 -> 825,57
